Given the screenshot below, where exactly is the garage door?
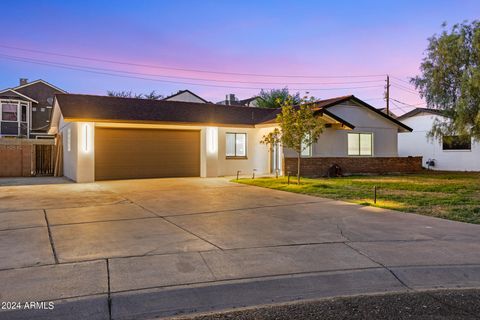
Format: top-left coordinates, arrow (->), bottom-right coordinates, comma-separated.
95,127 -> 200,180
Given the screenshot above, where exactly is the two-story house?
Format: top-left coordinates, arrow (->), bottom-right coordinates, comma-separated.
0,79 -> 66,139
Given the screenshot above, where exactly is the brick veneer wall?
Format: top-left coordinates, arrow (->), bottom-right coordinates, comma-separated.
0,144 -> 33,177
284,156 -> 423,177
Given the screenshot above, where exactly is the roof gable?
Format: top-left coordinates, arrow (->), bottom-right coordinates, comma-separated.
0,89 -> 38,103
317,95 -> 412,132
397,107 -> 445,120
162,90 -> 208,103
12,79 -> 66,93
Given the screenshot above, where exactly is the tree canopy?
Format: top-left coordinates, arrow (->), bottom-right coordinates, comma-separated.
411,20 -> 480,140
256,87 -> 302,109
261,96 -> 324,183
107,90 -> 164,100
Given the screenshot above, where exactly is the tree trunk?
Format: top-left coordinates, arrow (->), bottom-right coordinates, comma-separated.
297,153 -> 301,184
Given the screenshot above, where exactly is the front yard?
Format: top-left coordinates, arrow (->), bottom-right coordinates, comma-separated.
235,172 -> 480,224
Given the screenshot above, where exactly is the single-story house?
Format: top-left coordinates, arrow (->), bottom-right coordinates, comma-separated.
49,94 -> 418,183
398,108 -> 480,171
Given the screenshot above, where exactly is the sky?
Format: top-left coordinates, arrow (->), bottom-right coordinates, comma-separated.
0,0 -> 479,115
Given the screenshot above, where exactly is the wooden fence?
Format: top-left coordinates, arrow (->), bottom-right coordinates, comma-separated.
0,139 -> 57,177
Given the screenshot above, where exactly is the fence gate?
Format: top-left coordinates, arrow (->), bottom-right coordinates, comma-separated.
34,144 -> 55,176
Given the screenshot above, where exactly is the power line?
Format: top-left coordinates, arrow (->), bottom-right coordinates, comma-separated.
390,101 -> 409,113
391,84 -> 419,95
390,75 -> 415,86
0,44 -> 387,79
391,98 -> 426,107
0,52 -> 386,86
0,54 -> 386,91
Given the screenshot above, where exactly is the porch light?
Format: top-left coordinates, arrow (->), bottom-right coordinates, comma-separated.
206,127 -> 218,154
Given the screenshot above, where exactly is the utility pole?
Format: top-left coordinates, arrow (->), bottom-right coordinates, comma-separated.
385,75 -> 390,115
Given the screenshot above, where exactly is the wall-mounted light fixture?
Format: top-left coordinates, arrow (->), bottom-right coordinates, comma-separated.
82,124 -> 91,153
206,127 -> 218,154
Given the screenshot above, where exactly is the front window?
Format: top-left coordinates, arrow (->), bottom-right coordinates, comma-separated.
301,133 -> 312,157
1,103 -> 18,121
348,133 -> 373,156
442,136 -> 471,151
226,133 -> 247,158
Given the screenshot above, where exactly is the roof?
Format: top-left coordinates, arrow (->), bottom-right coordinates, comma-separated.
12,79 -> 67,93
55,94 -> 279,126
396,107 -> 445,120
313,95 -> 412,132
54,93 -> 411,131
377,107 -> 397,118
162,90 -> 208,103
0,88 -> 39,103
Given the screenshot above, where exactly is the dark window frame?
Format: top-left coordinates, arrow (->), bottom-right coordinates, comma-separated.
442,135 -> 471,151
226,132 -> 248,159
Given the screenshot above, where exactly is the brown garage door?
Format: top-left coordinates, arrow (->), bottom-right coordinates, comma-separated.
95,127 -> 200,180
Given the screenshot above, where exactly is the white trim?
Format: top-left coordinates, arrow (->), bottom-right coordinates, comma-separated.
347,132 -> 374,156
12,79 -> 67,93
0,89 -> 39,103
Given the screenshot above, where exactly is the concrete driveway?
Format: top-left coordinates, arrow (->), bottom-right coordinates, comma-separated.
1,177 -> 480,320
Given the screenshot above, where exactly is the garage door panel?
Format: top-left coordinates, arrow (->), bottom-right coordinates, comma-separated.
95,128 -> 200,180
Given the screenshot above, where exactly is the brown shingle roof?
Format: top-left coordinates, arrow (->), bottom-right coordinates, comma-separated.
55,93 -> 410,131
55,94 -> 279,126
396,107 -> 445,120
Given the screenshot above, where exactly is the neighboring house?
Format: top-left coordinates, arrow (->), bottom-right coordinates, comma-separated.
377,107 -> 397,118
398,108 -> 480,171
50,94 -> 414,183
163,90 -> 208,103
0,79 -> 66,138
217,94 -> 263,107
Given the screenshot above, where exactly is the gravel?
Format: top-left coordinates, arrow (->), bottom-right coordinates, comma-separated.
174,289 -> 480,320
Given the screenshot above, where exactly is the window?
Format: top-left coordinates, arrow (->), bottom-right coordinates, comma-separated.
21,104 -> 27,122
1,103 -> 18,121
348,133 -> 373,156
442,136 -> 471,151
301,133 -> 312,157
32,107 -> 37,112
40,107 -> 46,112
226,133 -> 247,158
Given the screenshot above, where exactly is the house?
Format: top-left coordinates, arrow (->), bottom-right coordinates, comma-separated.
377,107 -> 397,118
398,108 -> 480,171
163,90 -> 208,103
0,79 -> 66,138
217,94 -> 262,107
49,94 -> 417,183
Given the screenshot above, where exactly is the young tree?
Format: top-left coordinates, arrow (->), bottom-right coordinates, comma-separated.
411,20 -> 480,141
262,97 -> 324,183
256,87 -> 301,109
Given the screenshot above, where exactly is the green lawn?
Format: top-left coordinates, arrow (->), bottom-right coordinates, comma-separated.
235,172 -> 480,224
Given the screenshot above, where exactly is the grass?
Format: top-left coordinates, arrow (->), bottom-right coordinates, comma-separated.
234,171 -> 480,224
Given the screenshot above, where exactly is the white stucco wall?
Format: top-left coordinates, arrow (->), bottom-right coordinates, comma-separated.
61,119 -> 77,181
61,121 -> 276,181
398,114 -> 480,171
60,119 -> 95,182
216,126 -> 273,176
